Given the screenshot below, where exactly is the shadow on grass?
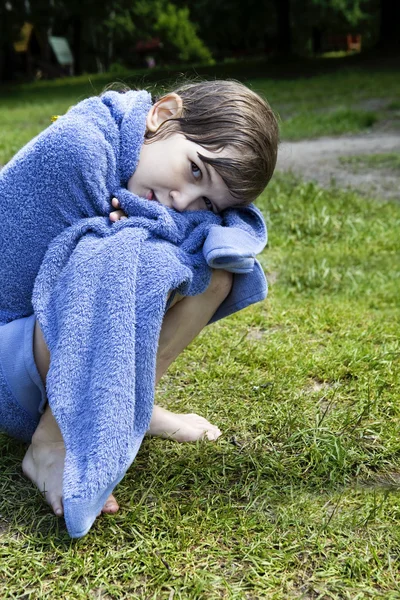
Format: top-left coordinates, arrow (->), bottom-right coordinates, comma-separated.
2,426 -> 398,545
0,396 -> 400,550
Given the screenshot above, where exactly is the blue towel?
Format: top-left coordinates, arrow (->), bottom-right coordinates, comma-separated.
0,90 -> 266,326
0,91 -> 150,323
0,90 -> 268,537
31,197 -> 265,537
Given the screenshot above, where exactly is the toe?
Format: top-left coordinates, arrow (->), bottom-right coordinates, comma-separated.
48,494 -> 63,517
102,494 -> 119,514
205,427 -> 222,441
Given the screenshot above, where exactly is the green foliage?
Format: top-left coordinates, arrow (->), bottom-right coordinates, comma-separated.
0,0 -> 389,81
155,4 -> 213,64
104,1 -> 213,67
104,11 -> 135,41
1,0 -> 213,79
185,0 -> 273,60
1,171 -> 400,598
311,0 -> 370,26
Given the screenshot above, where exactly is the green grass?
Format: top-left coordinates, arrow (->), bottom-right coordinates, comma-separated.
1,173 -> 400,598
1,61 -> 400,598
250,68 -> 399,140
1,58 -> 400,164
339,153 -> 400,172
282,107 -> 378,140
387,100 -> 400,111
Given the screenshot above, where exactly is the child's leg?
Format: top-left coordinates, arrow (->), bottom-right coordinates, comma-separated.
23,323 -> 120,516
150,269 -> 233,440
23,269 -> 232,516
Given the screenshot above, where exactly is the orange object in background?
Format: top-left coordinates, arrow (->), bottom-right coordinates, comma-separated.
347,34 -> 362,52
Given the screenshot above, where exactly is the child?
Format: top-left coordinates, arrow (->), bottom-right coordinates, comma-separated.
0,80 -> 278,535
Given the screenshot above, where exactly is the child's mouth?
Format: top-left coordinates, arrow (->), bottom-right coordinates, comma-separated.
146,189 -> 158,201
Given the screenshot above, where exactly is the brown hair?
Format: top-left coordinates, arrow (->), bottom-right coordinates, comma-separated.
146,80 -> 279,206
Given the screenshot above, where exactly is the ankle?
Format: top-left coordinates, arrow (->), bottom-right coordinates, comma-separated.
32,406 -> 63,445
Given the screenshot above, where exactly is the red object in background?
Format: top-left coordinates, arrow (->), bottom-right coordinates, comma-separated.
347,34 -> 362,52
135,38 -> 162,53
322,33 -> 362,53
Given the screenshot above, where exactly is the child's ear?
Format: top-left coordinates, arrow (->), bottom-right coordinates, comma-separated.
146,93 -> 183,132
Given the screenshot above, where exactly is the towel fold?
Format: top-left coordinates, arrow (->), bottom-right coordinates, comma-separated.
30,201 -> 204,535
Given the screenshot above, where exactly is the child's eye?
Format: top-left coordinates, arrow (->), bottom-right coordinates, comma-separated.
191,161 -> 202,179
203,197 -> 213,212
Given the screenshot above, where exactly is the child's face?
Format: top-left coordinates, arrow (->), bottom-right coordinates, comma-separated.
127,133 -> 236,214
127,93 -> 237,214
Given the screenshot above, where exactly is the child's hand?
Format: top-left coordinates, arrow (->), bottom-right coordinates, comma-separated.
109,197 -> 128,222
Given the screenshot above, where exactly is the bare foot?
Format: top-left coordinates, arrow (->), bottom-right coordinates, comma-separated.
22,438 -> 120,516
22,405 -> 119,517
149,405 -> 222,442
22,438 -> 65,516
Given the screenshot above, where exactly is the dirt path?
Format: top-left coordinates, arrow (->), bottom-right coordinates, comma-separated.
277,132 -> 400,201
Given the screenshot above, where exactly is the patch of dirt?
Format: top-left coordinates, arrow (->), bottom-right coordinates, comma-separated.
246,324 -> 285,341
0,518 -> 10,536
359,472 -> 400,490
306,378 -> 334,393
89,589 -> 115,600
277,131 -> 400,201
246,328 -> 266,341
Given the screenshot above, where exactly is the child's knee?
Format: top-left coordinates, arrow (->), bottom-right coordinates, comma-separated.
207,270 -> 233,302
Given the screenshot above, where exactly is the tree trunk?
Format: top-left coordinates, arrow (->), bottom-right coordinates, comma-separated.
312,26 -> 322,55
275,0 -> 292,56
0,42 -> 16,82
71,16 -> 82,75
377,0 -> 400,50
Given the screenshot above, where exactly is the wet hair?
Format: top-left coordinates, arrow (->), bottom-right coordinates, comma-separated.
146,80 -> 279,206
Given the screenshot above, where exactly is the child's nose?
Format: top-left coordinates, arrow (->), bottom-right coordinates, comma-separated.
169,189 -> 197,212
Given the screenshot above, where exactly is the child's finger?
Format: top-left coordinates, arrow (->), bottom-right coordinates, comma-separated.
111,197 -> 120,209
109,210 -> 127,222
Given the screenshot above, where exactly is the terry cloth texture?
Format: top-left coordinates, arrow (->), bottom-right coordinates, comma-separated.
0,90 -> 268,538
0,90 -> 151,324
0,314 -> 46,441
32,194 -> 267,538
0,90 -> 266,327
0,202 -> 267,440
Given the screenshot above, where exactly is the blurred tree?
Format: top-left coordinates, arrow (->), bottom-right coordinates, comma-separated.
1,0 -> 395,82
283,0 -> 369,55
22,0 -> 211,75
50,0 -> 128,74
175,0 -> 372,59
298,0 -> 370,54
155,4 -> 213,63
188,0 -> 276,59
66,0 -> 213,72
275,0 -> 292,55
0,0 -> 27,80
312,0 -> 367,25
377,0 -> 400,50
